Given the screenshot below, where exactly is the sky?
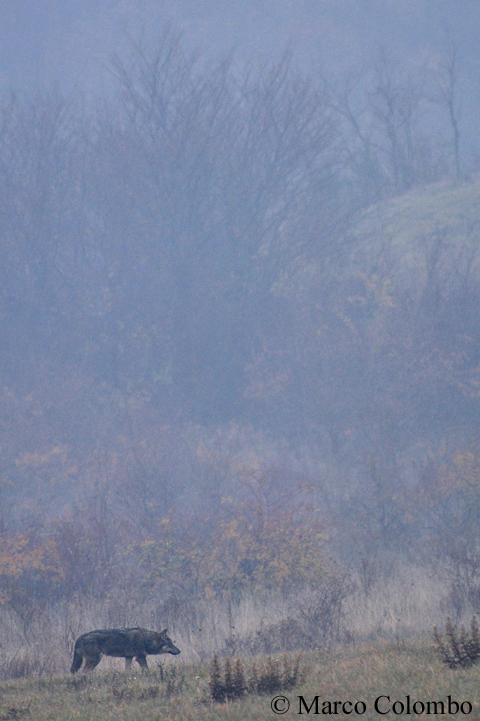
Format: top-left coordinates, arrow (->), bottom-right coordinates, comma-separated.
1,0 -> 479,94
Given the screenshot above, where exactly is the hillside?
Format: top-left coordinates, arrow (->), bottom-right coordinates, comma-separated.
352,177 -> 480,287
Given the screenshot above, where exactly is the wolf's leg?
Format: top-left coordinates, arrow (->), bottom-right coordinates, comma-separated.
135,655 -> 149,671
83,653 -> 101,672
125,657 -> 133,670
70,649 -> 83,674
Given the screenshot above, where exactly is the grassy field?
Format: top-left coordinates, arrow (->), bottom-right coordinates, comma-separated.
0,641 -> 478,721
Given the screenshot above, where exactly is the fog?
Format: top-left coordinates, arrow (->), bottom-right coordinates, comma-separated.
0,0 -> 480,670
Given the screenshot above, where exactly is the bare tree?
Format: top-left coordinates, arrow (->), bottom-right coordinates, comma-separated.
430,39 -> 462,179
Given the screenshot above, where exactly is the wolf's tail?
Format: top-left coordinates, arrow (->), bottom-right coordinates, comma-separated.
70,645 -> 83,674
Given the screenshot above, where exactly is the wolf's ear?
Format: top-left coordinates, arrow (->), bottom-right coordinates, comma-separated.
160,628 -> 168,637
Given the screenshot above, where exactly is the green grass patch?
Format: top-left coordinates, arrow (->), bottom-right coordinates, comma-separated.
0,640 -> 478,720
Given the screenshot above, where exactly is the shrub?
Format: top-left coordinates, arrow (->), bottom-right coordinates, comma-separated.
433,616 -> 480,668
209,653 -> 305,702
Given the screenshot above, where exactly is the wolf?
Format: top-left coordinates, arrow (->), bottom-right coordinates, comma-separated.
70,627 -> 180,673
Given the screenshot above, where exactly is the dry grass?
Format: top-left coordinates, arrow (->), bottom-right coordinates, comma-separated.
0,563 -> 462,679
346,565 -> 450,643
0,641 -> 478,720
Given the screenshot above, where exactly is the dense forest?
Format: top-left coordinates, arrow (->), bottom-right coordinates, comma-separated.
1,26 -> 480,670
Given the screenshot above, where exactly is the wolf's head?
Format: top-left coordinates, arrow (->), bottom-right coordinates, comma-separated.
150,629 -> 181,655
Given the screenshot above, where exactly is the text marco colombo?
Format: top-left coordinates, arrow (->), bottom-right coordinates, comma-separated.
296,695 -> 473,715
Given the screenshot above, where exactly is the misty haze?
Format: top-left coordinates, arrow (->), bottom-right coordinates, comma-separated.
0,0 -> 480,705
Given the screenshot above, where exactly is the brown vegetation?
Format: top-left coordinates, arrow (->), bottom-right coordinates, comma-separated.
433,616 -> 480,669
